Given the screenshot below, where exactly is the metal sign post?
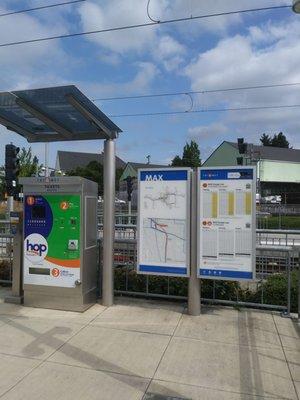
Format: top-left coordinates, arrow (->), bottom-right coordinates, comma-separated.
188,170 -> 201,315
102,139 -> 116,306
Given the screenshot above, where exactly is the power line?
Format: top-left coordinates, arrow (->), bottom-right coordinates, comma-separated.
92,82 -> 300,102
108,104 -> 300,118
0,5 -> 290,48
0,0 -> 86,18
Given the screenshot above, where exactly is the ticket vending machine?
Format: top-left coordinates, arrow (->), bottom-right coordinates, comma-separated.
20,177 -> 98,311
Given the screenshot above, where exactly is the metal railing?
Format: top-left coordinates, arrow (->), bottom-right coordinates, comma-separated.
98,217 -> 300,246
0,213 -> 299,314
0,233 -> 13,284
101,237 -> 299,315
259,204 -> 300,215
0,219 -> 12,234
256,229 -> 300,246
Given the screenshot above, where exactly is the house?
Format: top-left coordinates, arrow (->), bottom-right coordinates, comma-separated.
118,162 -> 166,206
203,141 -> 300,203
55,150 -> 126,173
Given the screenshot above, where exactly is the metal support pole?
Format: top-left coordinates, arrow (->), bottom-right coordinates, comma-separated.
5,213 -> 24,304
282,250 -> 292,318
7,196 -> 13,214
287,251 -> 291,317
188,169 -> 201,315
128,200 -> 131,224
102,139 -> 116,307
44,143 -> 49,177
298,261 -> 300,322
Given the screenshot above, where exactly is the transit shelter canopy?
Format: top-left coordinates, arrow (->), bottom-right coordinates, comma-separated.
0,85 -> 121,142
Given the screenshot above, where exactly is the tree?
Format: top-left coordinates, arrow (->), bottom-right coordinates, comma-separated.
171,155 -> 183,167
260,132 -> 290,148
171,140 -> 201,168
0,147 -> 42,199
260,134 -> 272,146
271,132 -> 290,148
18,147 -> 42,177
67,161 -> 123,196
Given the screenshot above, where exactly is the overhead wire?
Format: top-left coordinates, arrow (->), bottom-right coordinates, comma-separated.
0,0 -> 86,18
0,4 -> 290,48
108,104 -> 300,118
92,82 -> 300,102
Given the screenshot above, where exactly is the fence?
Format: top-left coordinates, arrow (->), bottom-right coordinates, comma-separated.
259,204 -> 300,215
0,220 -> 12,234
98,216 -> 300,246
0,233 -> 14,284
99,237 -> 300,315
1,214 -> 299,314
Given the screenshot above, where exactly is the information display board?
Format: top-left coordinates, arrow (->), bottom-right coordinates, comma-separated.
137,168 -> 191,277
198,166 -> 256,280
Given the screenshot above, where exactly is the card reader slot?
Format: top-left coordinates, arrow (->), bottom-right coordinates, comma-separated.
29,267 -> 50,275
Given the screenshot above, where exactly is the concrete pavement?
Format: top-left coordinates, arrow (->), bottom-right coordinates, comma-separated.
0,288 -> 299,400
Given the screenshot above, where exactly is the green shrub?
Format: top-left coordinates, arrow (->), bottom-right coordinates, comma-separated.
0,260 -> 12,282
114,266 -> 299,313
251,271 -> 298,312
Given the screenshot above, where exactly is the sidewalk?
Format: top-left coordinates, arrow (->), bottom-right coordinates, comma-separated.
0,287 -> 299,400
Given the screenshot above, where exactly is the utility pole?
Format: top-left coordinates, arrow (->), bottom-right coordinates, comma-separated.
5,144 -> 20,215
126,176 -> 134,223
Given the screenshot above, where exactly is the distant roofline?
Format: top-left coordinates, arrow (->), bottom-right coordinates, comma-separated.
202,140 -> 228,165
226,141 -> 300,162
57,150 -> 101,156
126,161 -> 166,168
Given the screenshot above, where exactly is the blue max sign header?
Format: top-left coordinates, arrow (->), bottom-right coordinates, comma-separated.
140,170 -> 188,181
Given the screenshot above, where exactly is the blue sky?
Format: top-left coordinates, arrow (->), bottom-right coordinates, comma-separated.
0,0 -> 299,168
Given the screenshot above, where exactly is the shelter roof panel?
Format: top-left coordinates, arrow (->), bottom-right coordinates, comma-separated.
0,85 -> 122,142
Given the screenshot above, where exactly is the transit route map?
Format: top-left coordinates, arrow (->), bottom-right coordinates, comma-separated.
138,168 -> 190,276
142,218 -> 186,264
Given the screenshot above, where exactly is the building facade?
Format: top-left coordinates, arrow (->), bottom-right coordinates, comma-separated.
203,141 -> 300,203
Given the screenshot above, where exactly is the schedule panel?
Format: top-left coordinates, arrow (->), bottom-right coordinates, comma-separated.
198,166 -> 256,281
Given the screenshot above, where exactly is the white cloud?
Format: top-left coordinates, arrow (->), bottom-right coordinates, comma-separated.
78,0 -> 161,54
188,122 -> 229,140
182,15 -> 300,150
185,18 -> 300,92
78,1 -> 186,72
78,61 -> 159,98
154,35 -> 186,71
0,3 -> 73,91
152,0 -> 290,37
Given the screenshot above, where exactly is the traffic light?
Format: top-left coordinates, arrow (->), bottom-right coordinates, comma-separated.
5,144 -> 20,195
236,157 -> 244,165
126,176 -> 134,202
237,138 -> 247,154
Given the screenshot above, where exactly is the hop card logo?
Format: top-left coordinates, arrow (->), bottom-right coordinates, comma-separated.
25,234 -> 48,264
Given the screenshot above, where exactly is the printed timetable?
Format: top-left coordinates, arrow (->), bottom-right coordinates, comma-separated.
198,167 -> 256,281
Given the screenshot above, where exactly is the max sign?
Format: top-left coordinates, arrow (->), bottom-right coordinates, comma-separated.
145,174 -> 163,181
